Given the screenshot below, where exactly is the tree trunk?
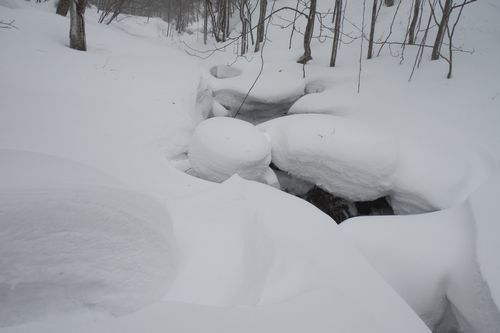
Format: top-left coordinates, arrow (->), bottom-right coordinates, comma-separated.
239,0 -> 247,55
255,0 -> 267,52
367,0 -> 378,59
203,0 -> 208,44
297,0 -> 317,64
56,0 -> 71,16
431,0 -> 452,60
69,0 -> 87,51
329,0 -> 342,67
408,0 -> 421,44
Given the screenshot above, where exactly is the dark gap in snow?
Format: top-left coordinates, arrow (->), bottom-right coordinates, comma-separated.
270,164 -> 394,223
301,186 -> 394,224
212,91 -> 300,125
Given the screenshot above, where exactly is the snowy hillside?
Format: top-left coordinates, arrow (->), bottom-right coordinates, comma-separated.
1,0 -> 499,332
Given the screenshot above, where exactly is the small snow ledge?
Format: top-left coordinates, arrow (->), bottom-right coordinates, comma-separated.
188,117 -> 271,183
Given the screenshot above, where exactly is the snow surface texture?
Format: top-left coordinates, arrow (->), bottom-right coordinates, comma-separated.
0,150 -> 176,327
188,117 -> 271,183
340,171 -> 500,332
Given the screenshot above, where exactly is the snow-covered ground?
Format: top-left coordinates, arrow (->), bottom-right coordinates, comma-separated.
1,0 -> 500,331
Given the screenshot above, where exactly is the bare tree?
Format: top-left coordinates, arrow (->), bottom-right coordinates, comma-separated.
367,0 -> 378,59
255,0 -> 267,52
69,0 -> 87,51
408,0 -> 421,44
431,0 -> 452,60
239,0 -> 248,55
329,0 -> 342,67
297,0 -> 317,64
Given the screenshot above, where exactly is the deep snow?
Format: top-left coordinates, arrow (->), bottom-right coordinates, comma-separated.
1,0 -> 500,331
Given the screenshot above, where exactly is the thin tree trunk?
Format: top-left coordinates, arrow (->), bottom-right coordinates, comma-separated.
203,0 -> 208,44
431,0 -> 452,60
408,0 -> 421,44
297,0 -> 317,64
330,0 -> 342,67
367,0 -> 377,59
70,0 -> 87,51
255,0 -> 267,52
56,0 -> 71,16
239,0 -> 247,55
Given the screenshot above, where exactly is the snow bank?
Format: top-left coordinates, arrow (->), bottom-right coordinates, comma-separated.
0,151 -> 176,327
163,175 -> 429,332
340,171 -> 500,332
468,170 -> 500,309
259,114 -> 398,201
188,117 -> 271,183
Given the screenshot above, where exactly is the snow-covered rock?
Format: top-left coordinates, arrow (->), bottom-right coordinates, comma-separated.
259,114 -> 398,201
0,151 -> 176,327
188,117 -> 272,183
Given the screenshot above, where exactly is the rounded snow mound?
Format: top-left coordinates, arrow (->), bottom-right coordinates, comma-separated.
188,117 -> 271,183
259,114 -> 398,201
0,151 -> 176,327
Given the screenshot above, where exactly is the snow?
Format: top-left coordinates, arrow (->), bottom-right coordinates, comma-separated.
259,114 -> 398,201
2,0 -> 500,331
188,117 -> 271,183
203,62 -> 306,122
468,170 -> 500,309
0,150 -> 176,328
340,173 -> 500,332
2,175 -> 430,333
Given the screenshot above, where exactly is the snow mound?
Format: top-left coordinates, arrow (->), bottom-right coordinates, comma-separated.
340,174 -> 500,332
259,114 -> 398,201
163,175 -> 429,332
188,117 -> 271,183
0,151 -> 175,327
468,169 -> 500,309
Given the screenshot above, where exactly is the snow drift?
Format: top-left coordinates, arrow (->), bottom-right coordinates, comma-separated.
0,150 -> 176,327
340,170 -> 500,332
